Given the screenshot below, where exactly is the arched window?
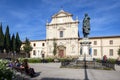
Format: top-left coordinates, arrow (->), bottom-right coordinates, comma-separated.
42,43 -> 45,46
33,43 -> 36,47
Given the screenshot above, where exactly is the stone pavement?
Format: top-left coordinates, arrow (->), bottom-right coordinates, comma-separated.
115,64 -> 120,71
28,63 -> 120,80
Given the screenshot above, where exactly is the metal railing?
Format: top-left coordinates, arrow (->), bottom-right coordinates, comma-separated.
61,60 -> 115,70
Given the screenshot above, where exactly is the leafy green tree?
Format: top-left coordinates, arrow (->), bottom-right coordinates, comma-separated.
23,38 -> 33,57
4,26 -> 11,53
15,32 -> 22,53
118,47 -> 120,57
11,34 -> 16,53
53,39 -> 57,57
0,23 -> 4,53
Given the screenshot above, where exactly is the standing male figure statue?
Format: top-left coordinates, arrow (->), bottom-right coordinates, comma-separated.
82,13 -> 90,38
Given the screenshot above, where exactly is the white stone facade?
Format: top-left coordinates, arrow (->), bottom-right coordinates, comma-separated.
89,36 -> 120,59
29,10 -> 120,59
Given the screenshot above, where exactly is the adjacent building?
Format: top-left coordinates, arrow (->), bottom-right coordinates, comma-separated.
29,10 -> 120,59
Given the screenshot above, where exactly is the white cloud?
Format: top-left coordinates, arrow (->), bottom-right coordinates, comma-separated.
94,1 -> 120,13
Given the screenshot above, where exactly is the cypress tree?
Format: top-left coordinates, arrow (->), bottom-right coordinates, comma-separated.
4,25 -> 11,53
11,34 -> 16,53
0,23 -> 4,53
23,38 -> 33,57
15,32 -> 22,53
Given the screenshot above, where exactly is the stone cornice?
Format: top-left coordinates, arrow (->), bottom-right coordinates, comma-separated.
46,21 -> 79,26
46,37 -> 79,41
78,35 -> 120,40
52,15 -> 72,18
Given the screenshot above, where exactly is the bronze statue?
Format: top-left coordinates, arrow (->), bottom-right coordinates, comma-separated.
82,13 -> 90,38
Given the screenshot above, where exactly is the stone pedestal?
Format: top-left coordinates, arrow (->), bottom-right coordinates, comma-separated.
78,38 -> 93,61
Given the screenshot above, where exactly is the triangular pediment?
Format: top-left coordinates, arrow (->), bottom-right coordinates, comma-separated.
52,10 -> 72,18
57,45 -> 66,49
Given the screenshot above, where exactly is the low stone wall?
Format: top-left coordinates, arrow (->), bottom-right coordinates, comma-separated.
61,60 -> 115,70
0,53 -> 26,59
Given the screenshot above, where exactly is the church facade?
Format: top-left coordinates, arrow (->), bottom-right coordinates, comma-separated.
29,10 -> 120,59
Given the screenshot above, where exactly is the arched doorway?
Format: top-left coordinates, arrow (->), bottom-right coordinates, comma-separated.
57,45 -> 66,58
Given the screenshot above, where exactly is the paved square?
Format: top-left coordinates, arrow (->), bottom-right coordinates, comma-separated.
29,63 -> 120,80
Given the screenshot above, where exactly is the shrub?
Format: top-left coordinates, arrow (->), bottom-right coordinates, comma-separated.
95,58 -> 101,63
18,58 -> 73,63
58,58 -> 72,62
28,58 -> 41,63
45,58 -> 54,63
118,48 -> 120,57
107,58 -> 116,64
19,58 -> 54,63
0,59 -> 13,80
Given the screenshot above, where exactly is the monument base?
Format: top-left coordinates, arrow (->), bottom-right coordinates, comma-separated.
86,56 -> 93,61
78,55 -> 93,61
77,55 -> 84,61
79,38 -> 93,61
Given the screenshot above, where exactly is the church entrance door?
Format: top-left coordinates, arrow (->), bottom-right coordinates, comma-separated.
58,50 -> 64,58
57,45 -> 66,58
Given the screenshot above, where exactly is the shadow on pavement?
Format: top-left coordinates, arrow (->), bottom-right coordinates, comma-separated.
31,72 -> 41,78
41,78 -> 82,80
84,61 -> 89,80
23,72 -> 41,80
84,68 -> 89,80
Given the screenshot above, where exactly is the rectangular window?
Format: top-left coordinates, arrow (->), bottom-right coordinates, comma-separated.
94,49 -> 97,56
109,49 -> 113,56
94,41 -> 97,45
109,40 -> 113,45
42,43 -> 45,46
33,50 -> 36,55
60,31 -> 63,37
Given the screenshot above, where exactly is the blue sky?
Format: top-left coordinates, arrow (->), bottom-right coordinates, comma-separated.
0,0 -> 120,41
